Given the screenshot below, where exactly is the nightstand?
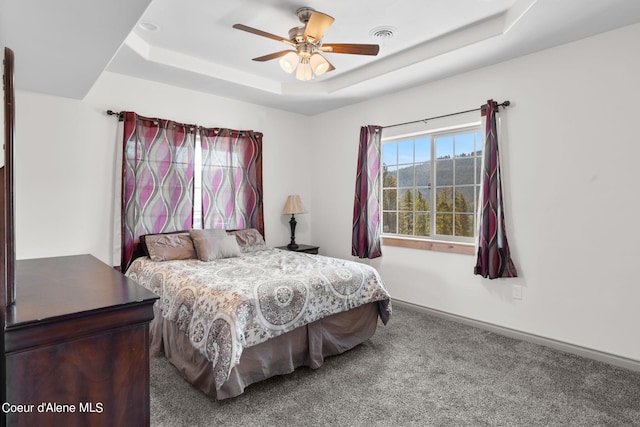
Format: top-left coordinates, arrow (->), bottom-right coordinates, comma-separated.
276,244 -> 319,254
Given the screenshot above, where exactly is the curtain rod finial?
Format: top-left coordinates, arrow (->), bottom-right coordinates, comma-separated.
106,110 -> 123,118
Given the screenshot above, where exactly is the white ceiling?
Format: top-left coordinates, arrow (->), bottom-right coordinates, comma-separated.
4,0 -> 640,116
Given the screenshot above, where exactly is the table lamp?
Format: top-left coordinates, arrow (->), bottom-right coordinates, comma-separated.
282,195 -> 306,249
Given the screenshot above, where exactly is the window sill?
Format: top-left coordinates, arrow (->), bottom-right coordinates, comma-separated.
381,236 -> 475,255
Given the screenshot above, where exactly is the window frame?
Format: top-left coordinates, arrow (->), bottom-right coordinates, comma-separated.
380,122 -> 482,254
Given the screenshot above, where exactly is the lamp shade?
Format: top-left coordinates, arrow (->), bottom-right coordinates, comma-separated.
310,53 -> 330,76
295,59 -> 313,81
279,51 -> 299,74
282,195 -> 306,215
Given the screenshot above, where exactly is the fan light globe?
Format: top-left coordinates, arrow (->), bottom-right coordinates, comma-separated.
279,51 -> 299,73
310,53 -> 330,76
296,59 -> 313,81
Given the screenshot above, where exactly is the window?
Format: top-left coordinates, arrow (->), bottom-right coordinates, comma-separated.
381,124 -> 482,251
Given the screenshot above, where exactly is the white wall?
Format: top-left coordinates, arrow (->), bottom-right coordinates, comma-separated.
309,23 -> 640,361
14,72 -> 314,264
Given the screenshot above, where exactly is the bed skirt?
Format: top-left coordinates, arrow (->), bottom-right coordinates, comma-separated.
150,302 -> 380,399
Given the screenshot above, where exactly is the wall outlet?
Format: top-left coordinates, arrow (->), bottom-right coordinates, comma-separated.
512,284 -> 523,300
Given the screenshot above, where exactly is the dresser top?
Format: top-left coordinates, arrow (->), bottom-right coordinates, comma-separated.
6,254 -> 158,328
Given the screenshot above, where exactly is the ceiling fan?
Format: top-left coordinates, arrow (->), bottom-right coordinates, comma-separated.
233,7 -> 380,81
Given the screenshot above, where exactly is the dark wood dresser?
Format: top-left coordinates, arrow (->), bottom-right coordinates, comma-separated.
4,254 -> 158,427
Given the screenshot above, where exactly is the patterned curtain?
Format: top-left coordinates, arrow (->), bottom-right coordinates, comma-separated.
352,125 -> 383,259
474,100 -> 518,279
121,112 -> 195,270
199,127 -> 264,236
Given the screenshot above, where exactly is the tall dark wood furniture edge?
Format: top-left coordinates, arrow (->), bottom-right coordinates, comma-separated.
2,45 -> 17,427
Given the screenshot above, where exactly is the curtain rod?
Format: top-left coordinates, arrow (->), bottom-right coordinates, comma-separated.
106,110 -> 123,120
381,100 -> 510,130
105,110 -> 256,136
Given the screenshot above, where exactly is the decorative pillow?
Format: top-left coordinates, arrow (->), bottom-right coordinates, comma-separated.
227,228 -> 267,253
190,228 -> 242,261
144,233 -> 197,261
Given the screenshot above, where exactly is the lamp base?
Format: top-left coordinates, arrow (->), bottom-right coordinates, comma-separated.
288,214 -> 298,250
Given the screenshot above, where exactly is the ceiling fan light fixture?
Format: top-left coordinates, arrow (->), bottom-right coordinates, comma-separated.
310,53 -> 330,76
234,7 -> 380,82
296,58 -> 313,81
279,51 -> 299,73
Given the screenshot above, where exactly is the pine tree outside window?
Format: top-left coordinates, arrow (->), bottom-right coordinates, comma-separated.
381,124 -> 482,249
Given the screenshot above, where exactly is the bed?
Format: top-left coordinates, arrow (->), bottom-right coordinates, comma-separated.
125,228 -> 391,399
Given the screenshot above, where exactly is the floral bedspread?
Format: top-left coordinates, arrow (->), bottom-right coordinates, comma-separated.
125,248 -> 391,389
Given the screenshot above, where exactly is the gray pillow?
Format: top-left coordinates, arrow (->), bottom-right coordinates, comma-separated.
227,228 -> 267,253
144,234 -> 196,261
190,228 -> 242,261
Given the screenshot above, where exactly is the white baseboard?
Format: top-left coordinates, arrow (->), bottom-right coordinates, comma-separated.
392,299 -> 640,372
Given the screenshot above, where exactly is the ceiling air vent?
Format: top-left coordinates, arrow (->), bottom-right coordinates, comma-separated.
370,26 -> 396,41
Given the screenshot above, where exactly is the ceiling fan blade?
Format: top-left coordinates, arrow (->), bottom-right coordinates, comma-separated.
320,43 -> 380,56
232,24 -> 295,47
252,50 -> 293,62
303,11 -> 335,43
